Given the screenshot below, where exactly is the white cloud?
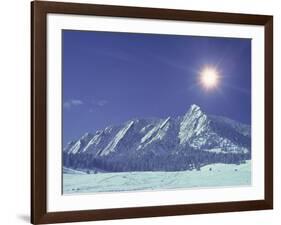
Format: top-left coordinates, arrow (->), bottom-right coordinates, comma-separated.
97,100 -> 108,107
92,99 -> 109,107
71,100 -> 83,105
63,99 -> 83,109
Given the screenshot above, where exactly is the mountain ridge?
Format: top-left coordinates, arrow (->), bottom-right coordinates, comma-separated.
63,104 -> 251,172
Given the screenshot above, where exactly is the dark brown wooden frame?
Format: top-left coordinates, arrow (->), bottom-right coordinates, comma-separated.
31,1 -> 273,224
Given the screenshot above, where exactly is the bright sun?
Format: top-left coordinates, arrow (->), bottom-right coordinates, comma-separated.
199,66 -> 220,90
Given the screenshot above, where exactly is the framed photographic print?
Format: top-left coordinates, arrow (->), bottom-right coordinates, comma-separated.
31,1 -> 273,224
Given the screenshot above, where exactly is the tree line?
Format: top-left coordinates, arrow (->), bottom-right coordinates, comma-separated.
63,149 -> 251,172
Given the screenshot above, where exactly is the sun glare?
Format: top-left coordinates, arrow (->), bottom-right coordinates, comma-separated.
199,66 -> 220,90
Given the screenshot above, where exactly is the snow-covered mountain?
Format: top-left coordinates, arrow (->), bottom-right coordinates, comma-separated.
63,104 -> 251,172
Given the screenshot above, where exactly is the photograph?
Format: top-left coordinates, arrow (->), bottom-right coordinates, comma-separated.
30,1 -> 273,223
62,30 -> 252,194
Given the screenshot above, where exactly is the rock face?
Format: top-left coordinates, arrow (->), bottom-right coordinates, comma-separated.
63,104 -> 251,172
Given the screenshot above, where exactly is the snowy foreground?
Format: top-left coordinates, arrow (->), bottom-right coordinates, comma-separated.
63,161 -> 251,194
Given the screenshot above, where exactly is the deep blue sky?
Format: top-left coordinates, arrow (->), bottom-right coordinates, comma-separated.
62,30 -> 251,145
